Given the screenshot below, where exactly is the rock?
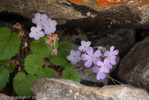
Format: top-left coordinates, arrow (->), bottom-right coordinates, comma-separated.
31,78 -> 149,100
118,37 -> 149,91
0,0 -> 149,27
0,94 -> 17,100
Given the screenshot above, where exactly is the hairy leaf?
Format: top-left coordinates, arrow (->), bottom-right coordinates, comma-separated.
36,67 -> 56,78
13,72 -> 37,97
61,68 -> 81,82
25,54 -> 43,75
30,38 -> 52,58
5,63 -> 16,73
49,54 -> 67,66
0,68 -> 9,91
0,27 -> 21,60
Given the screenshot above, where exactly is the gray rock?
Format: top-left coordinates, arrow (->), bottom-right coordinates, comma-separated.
0,93 -> 17,100
31,78 -> 149,100
118,36 -> 149,91
0,0 -> 149,27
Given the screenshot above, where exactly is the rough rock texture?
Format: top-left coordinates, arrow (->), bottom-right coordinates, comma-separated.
31,78 -> 149,100
118,37 -> 149,91
0,0 -> 149,28
0,94 -> 17,100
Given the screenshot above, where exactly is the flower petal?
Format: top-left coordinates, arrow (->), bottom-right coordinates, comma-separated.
81,54 -> 90,60
81,40 -> 86,46
85,59 -> 92,68
97,61 -> 103,67
104,59 -> 110,65
100,72 -> 107,80
78,46 -> 84,51
113,50 -> 119,55
36,26 -> 42,32
92,66 -> 100,72
86,47 -> 93,56
38,31 -> 45,37
110,46 -> 114,52
93,58 -> 99,65
31,27 -> 36,32
71,58 -> 77,64
104,51 -> 110,56
41,14 -> 48,20
76,50 -> 81,56
110,60 -> 116,65
93,50 -> 101,57
76,57 -> 81,62
34,35 -> 40,40
67,55 -> 73,61
29,32 -> 35,38
86,41 -> 91,46
70,50 -> 75,55
50,20 -> 57,26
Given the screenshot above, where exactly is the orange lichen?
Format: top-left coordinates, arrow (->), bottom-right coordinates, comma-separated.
97,0 -> 126,7
70,0 -> 83,3
97,0 -> 149,7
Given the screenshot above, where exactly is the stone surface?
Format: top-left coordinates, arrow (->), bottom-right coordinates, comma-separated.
0,94 -> 17,100
31,78 -> 149,100
118,36 -> 149,91
0,0 -> 149,27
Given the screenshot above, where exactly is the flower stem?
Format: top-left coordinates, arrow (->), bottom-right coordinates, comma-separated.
107,75 -> 123,84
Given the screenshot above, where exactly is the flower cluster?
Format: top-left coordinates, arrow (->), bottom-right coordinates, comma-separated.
29,13 -> 57,40
67,41 -> 119,80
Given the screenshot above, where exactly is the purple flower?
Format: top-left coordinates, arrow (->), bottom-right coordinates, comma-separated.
67,50 -> 81,64
96,71 -> 107,80
97,59 -> 112,73
78,41 -> 91,51
32,13 -> 48,27
43,18 -> 57,35
92,66 -> 106,80
104,46 -> 119,57
81,47 -> 101,68
29,26 -> 44,40
106,56 -> 116,65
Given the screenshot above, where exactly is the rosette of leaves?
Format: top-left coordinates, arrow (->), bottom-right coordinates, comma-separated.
49,41 -> 75,68
0,27 -> 21,60
13,72 -> 36,97
24,54 -> 43,75
61,68 -> 81,82
0,68 -> 9,91
30,38 -> 58,58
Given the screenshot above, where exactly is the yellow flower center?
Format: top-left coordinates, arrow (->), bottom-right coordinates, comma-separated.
36,32 -> 38,34
39,19 -> 42,21
73,56 -> 76,58
84,46 -> 86,48
90,56 -> 93,59
48,25 -> 51,28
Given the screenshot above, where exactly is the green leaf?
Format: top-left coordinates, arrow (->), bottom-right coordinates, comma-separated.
0,60 -> 9,67
36,67 -> 56,78
62,61 -> 75,68
25,54 -> 43,75
0,68 -> 9,91
61,68 -> 81,82
49,55 -> 67,66
0,27 -> 21,60
30,38 -> 52,58
59,41 -> 72,50
13,72 -> 37,97
5,64 -> 16,73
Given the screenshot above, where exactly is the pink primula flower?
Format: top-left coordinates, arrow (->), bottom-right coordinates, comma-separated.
29,26 -> 44,40
104,46 -> 119,57
81,47 -> 101,68
97,59 -> 112,73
